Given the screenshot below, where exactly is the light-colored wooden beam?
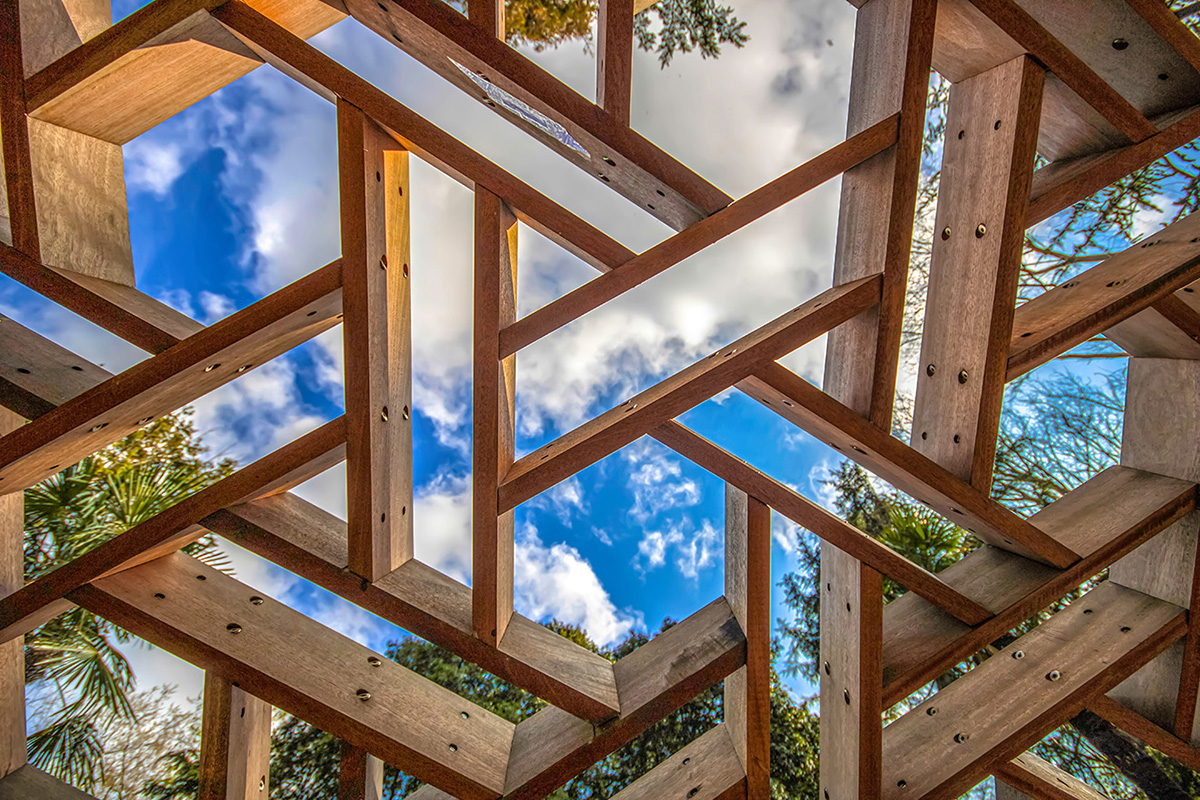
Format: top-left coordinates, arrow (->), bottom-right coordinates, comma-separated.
338,742 -> 384,800
0,409 -> 23,779
724,486 -> 769,800
995,753 -> 1113,800
911,55 -> 1043,489
0,765 -> 101,799
473,187 -> 517,645
0,313 -> 111,419
606,725 -> 745,800
198,673 -> 272,800
881,581 -> 1185,800
339,99 -> 411,582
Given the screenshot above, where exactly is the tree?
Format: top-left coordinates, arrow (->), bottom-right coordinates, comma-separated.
22,408 -> 234,792
457,0 -> 748,66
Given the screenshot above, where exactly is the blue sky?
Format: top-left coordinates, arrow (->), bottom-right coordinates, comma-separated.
12,0 -> 1151,707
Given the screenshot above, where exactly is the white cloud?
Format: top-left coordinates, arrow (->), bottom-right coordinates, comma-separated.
622,440 -> 702,521
634,519 -> 722,579
529,475 -> 588,525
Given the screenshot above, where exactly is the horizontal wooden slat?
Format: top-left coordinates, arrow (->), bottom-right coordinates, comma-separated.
1008,212 -> 1200,379
0,260 -> 342,493
207,493 -> 621,722
0,417 -> 346,644
880,465 -> 1196,705
881,581 -> 1186,800
502,597 -> 745,799
499,275 -> 881,512
1089,693 -> 1200,773
212,1 -> 635,274
74,551 -> 515,800
0,765 -> 100,800
337,0 -> 730,231
498,116 -> 900,356
995,753 -> 1114,800
608,725 -> 745,800
0,313 -> 112,420
650,420 -> 993,626
741,363 -> 1078,567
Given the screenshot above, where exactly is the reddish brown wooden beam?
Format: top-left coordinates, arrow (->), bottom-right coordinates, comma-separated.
879,465 -> 1196,706
207,493 -> 622,723
1174,518 -> 1200,738
967,0 -> 1157,142
74,552 -> 515,800
0,260 -> 342,493
0,1 -> 39,259
651,420 -> 993,626
213,1 -> 635,274
499,115 -> 899,357
1090,693 -> 1200,774
466,0 -> 503,37
198,674 -> 272,800
596,0 -> 634,127
741,363 -> 1078,567
0,417 -> 346,644
338,743 -> 384,800
500,275 -> 881,512
1124,0 -> 1200,76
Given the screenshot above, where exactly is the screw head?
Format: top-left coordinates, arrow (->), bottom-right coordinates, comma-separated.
941,227 -> 952,240
367,656 -> 382,667
1112,38 -> 1129,50
356,689 -> 371,701
1047,670 -> 1061,681
958,370 -> 969,384
226,623 -> 243,634
1012,650 -> 1025,660
926,706 -> 938,716
926,363 -> 936,377
975,224 -> 987,237
954,732 -> 967,744
249,596 -> 264,605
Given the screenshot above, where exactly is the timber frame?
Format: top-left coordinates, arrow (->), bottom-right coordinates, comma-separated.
3,0 -> 1200,799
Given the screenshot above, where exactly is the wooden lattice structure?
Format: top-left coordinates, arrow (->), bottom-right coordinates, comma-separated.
4,0 -> 1200,798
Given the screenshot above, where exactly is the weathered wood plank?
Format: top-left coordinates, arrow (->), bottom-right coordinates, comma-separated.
1089,693 -> 1200,774
880,581 -> 1186,800
75,552 -> 515,800
607,725 -> 746,800
0,410 -> 23,779
0,765 -> 99,800
995,753 -> 1113,800
500,275 -> 882,512
198,674 -> 272,800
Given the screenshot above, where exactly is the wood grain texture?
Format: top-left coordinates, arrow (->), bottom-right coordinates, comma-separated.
0,417 -> 346,645
0,260 -> 342,493
911,56 -> 1042,488
742,363 -> 1078,568
340,100 -> 410,581
337,0 -> 731,231
878,464 -> 1196,705
500,275 -> 881,512
0,0 -> 40,259
199,674 -> 272,800
1089,693 -> 1200,774
607,725 -> 746,800
212,1 -> 635,274
473,187 -> 517,645
208,493 -> 621,722
723,486 -> 769,800
596,0 -> 633,127
499,115 -> 898,357
0,410 -> 23,779
820,546 -> 882,800
881,581 -> 1186,800
0,312 -> 110,420
1174,521 -> 1200,739
338,743 -> 384,800
1009,212 -> 1200,379
995,753 -> 1114,800
0,765 -> 100,799
823,0 -> 934,425
19,0 -> 111,76
76,552 -> 516,800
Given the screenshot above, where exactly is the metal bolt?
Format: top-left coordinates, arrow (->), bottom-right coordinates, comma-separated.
250,596 -> 264,605
449,743 -> 458,752
954,732 -> 967,744
1012,650 -> 1025,659
958,370 -> 968,384
1112,38 -> 1129,50
926,363 -> 936,377
1047,670 -> 1061,681
897,780 -> 908,789
926,706 -> 938,716
226,623 -> 242,634
975,224 -> 987,238
356,689 -> 371,701
368,656 -> 382,667
941,227 -> 952,240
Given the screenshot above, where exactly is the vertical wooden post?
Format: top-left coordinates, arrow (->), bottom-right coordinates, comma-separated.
338,742 -> 384,800
473,187 -> 518,646
597,0 -> 634,127
0,409 -> 24,778
724,485 -> 770,799
0,0 -> 40,259
340,99 -> 412,582
468,0 -> 504,39
910,56 -> 1044,489
198,674 -> 272,800
820,546 -> 883,800
822,0 -> 935,426
1108,358 -> 1200,743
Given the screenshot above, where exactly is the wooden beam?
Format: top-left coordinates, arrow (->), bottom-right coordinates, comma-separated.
995,753 -> 1113,800
335,0 -> 732,231
1122,0 -> 1200,77
0,0 -> 41,258
339,99 -> 410,582
74,552 -> 516,800
0,313 -> 111,420
723,486 -> 769,800
473,187 -> 517,645
0,410 -> 23,779
651,420 -> 993,626
0,765 -> 102,800
0,417 -> 346,644
596,0 -> 633,127
823,0 -> 934,426
466,0 -> 502,37
880,581 -> 1185,800
911,55 -> 1043,488
821,547 -> 883,800
1174,517 -> 1200,738
0,259 -> 341,493
198,674 -> 272,800
500,275 -> 882,512
1089,693 -> 1200,774
498,115 -> 899,357
879,464 -> 1195,706
607,726 -> 746,800
207,493 -> 622,723
741,363 -> 1079,568
338,742 -> 384,800
1008,212 -> 1200,379
212,1 -> 635,274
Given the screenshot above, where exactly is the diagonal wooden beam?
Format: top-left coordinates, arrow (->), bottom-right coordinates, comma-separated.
0,259 -> 342,493
881,581 -> 1186,800
0,416 -> 346,644
0,764 -> 102,800
995,753 -> 1114,800
500,275 -> 882,512
499,114 -> 899,358
0,313 -> 113,420
1089,693 -> 1200,774
74,552 -> 516,800
605,725 -> 745,800
1123,0 -> 1200,76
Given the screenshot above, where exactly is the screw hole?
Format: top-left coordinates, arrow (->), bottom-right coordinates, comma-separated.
1159,72 -> 1170,80
154,593 -> 165,599
16,368 -> 30,374
957,130 -> 964,139
449,743 -> 458,752
994,120 -> 1002,130
844,689 -> 851,705
196,575 -> 207,581
357,689 -> 372,701
250,596 -> 264,605
602,156 -> 615,166
656,189 -> 666,197
1112,38 -> 1129,50
461,711 -> 470,719
368,656 -> 382,666
204,363 -> 221,372
227,623 -> 243,634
